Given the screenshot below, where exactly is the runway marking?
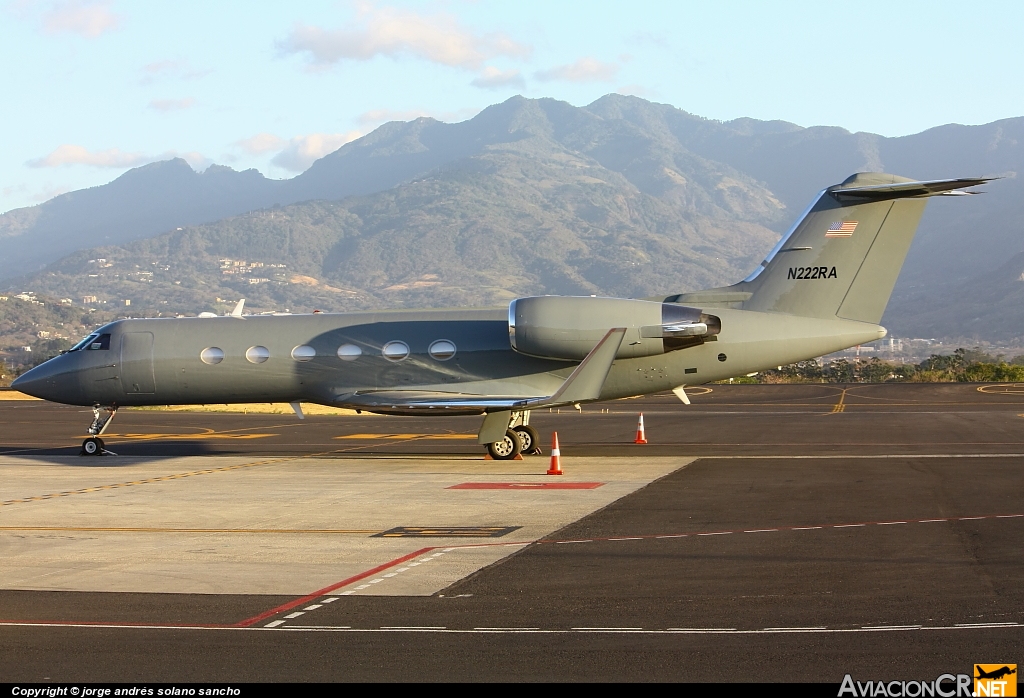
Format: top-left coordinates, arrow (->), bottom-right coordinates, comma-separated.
0,526 -> 380,534
335,433 -> 477,440
97,432 -> 276,440
234,546 -> 436,627
978,384 -> 1024,394
830,389 -> 847,413
698,453 -> 1024,459
0,621 -> 1020,636
447,482 -> 604,490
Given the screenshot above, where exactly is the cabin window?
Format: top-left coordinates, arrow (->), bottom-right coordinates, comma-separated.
382,341 -> 410,362
246,346 -> 270,364
291,345 -> 316,362
200,347 -> 224,365
337,344 -> 362,361
428,339 -> 456,361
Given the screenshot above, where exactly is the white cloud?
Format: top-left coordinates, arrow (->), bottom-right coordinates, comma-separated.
235,133 -> 287,155
535,57 -> 619,83
278,5 -> 530,70
269,132 -> 363,172
148,97 -> 196,112
26,144 -> 210,170
27,144 -> 151,168
42,0 -> 120,38
471,66 -> 525,90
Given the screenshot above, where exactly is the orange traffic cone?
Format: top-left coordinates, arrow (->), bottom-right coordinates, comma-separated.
634,413 -> 648,444
547,432 -> 563,475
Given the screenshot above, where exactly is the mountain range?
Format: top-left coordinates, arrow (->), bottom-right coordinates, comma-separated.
2,94 -> 1022,341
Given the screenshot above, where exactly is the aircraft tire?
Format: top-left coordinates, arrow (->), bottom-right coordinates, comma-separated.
82,437 -> 103,456
487,429 -> 522,460
512,425 -> 540,454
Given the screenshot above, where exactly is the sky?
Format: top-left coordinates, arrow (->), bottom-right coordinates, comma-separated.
3,0 -> 1023,214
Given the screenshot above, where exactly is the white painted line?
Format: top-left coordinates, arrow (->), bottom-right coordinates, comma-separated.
920,519 -> 947,523
996,514 -> 1023,518
381,626 -> 447,630
791,527 -> 822,530
959,516 -> 985,520
355,584 -> 371,589
556,539 -> 593,544
322,597 -> 338,603
655,534 -> 687,539
395,567 -> 409,572
432,553 -> 445,557
264,620 -> 285,628
877,522 -> 907,525
284,612 -> 305,619
609,537 -> 642,541
833,524 -> 865,528
667,628 -> 737,631
744,529 -> 778,533
763,627 -> 826,631
368,579 -> 384,584
418,558 -> 433,563
955,622 -> 1019,627
573,627 -> 643,631
383,573 -> 398,578
408,562 -> 420,567
303,605 -> 322,611
862,625 -> 921,630
473,627 -> 541,631
340,591 -> 355,596
698,532 -> 731,536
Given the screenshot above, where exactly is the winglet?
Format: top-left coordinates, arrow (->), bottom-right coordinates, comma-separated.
541,328 -> 626,406
229,299 -> 245,317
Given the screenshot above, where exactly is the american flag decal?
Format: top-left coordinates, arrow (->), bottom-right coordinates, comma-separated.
825,221 -> 858,238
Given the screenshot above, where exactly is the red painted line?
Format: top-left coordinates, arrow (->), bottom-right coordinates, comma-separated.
233,546 -> 436,627
447,482 -> 604,490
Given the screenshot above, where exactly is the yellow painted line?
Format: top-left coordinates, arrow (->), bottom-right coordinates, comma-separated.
0,456 -> 294,508
335,433 -> 477,440
979,384 -> 1024,394
0,392 -> 41,400
0,526 -> 379,534
93,433 -> 277,440
831,389 -> 847,413
0,433 -> 437,508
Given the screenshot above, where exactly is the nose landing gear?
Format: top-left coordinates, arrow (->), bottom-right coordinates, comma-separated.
82,405 -> 117,456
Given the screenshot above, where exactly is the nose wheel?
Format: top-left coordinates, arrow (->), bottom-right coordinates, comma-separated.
82,437 -> 105,456
81,405 -> 117,456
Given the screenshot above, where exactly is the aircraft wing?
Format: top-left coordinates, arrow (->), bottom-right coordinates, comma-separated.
338,328 -> 627,414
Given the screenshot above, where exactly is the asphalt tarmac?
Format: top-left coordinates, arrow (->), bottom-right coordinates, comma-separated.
1,383 -> 1022,682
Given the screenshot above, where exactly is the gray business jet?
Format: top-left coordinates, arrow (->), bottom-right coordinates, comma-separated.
13,172 -> 991,458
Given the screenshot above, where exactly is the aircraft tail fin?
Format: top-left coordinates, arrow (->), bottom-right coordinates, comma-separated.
670,173 -> 994,323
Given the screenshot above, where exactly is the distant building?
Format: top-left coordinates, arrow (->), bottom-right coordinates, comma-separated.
82,295 -> 98,304
124,299 -> 131,306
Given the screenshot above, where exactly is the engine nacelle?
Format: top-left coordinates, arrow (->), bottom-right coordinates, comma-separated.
508,296 -> 721,361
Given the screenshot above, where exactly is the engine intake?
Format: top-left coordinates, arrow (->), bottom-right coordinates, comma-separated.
509,296 -> 720,361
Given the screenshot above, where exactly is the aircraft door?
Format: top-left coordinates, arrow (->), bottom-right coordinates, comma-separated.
120,332 -> 156,394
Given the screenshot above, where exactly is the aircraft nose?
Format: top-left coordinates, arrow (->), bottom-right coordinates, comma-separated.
12,358 -> 68,402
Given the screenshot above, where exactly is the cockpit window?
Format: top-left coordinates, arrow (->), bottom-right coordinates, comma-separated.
69,334 -> 99,352
70,333 -> 111,351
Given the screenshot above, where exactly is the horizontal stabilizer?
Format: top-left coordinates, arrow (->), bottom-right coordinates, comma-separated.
830,177 -> 996,200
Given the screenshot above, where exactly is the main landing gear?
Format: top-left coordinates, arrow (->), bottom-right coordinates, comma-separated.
81,405 -> 117,456
485,411 -> 542,460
